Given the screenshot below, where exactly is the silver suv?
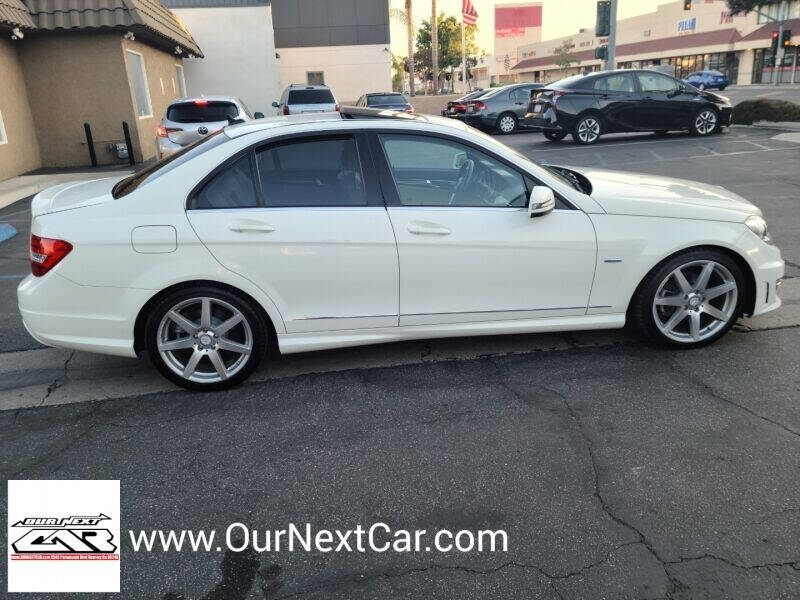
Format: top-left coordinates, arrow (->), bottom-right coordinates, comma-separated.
273,84 -> 339,115
156,96 -> 263,159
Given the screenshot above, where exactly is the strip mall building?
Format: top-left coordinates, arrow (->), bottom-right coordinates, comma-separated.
476,0 -> 800,88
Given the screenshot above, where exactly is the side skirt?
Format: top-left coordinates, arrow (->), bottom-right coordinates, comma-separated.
277,314 -> 626,354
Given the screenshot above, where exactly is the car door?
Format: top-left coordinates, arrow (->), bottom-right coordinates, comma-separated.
372,133 -> 597,326
186,133 -> 399,333
509,86 -> 534,120
636,71 -> 683,130
592,72 -> 641,132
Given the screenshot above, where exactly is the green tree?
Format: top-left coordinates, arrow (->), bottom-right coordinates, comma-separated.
391,54 -> 405,92
553,39 -> 578,70
726,0 -> 781,14
415,13 -> 480,87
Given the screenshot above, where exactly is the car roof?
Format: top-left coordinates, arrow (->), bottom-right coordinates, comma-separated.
170,95 -> 241,105
224,107 -> 466,140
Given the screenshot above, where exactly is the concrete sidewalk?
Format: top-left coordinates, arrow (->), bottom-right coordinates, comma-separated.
0,167 -> 133,210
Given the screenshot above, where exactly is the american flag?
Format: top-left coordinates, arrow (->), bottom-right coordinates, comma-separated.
462,0 -> 478,25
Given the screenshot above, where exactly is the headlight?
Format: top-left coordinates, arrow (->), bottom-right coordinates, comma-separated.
745,215 -> 771,243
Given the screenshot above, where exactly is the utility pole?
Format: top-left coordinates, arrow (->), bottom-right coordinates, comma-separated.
773,0 -> 788,86
431,0 -> 439,94
606,0 -> 617,70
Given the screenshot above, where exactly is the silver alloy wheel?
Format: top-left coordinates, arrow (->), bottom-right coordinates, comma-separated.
157,297 -> 253,383
694,109 -> 717,135
652,260 -> 738,343
498,115 -> 516,133
577,117 -> 600,143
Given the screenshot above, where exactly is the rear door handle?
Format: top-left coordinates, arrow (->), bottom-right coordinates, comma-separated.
228,220 -> 275,233
407,222 -> 451,235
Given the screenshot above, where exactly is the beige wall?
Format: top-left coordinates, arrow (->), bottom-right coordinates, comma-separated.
0,37 -> 41,180
19,33 -> 137,168
121,38 -> 184,163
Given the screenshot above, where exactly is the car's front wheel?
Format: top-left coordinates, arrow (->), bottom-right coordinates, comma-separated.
543,130 -> 567,142
691,108 -> 718,136
573,115 -> 602,144
145,286 -> 267,391
630,249 -> 746,349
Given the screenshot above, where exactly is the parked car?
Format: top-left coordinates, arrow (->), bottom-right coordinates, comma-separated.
525,69 -> 732,145
156,96 -> 262,159
684,70 -> 729,91
19,108 -> 783,391
355,92 -> 413,112
273,84 -> 339,115
463,83 -> 544,134
442,89 -> 485,117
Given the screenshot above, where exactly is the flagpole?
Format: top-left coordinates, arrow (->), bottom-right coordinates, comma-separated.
461,16 -> 468,93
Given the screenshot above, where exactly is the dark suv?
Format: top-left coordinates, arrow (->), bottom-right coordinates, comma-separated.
524,69 -> 732,144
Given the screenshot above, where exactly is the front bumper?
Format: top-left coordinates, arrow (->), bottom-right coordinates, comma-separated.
749,237 -> 784,317
719,106 -> 733,127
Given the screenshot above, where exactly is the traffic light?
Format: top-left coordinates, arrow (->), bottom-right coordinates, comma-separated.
771,30 -> 780,52
596,0 -> 610,37
683,0 -> 692,10
782,29 -> 792,47
595,46 -> 608,60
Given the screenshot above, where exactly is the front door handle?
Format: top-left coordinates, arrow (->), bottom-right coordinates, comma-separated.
407,221 -> 451,235
228,220 -> 275,233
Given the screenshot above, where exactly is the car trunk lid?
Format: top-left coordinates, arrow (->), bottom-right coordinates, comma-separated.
31,177 -> 121,217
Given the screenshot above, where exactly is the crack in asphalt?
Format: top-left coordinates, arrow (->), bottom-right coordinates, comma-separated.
666,553 -> 800,572
40,350 -> 75,406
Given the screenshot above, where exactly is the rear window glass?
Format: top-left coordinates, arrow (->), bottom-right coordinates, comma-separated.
288,89 -> 335,104
367,94 -> 406,106
112,130 -> 227,198
167,101 -> 239,123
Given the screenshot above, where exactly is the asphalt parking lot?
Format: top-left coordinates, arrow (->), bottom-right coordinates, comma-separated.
2,125 -> 799,599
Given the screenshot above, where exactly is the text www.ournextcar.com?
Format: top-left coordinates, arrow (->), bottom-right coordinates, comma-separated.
129,523 -> 508,554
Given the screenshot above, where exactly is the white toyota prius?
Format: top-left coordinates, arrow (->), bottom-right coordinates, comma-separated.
18,109 -> 784,390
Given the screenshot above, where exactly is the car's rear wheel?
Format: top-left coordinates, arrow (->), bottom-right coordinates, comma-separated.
691,108 -> 718,136
572,115 -> 602,145
496,112 -> 518,134
145,286 -> 267,391
543,130 -> 567,142
630,249 -> 745,349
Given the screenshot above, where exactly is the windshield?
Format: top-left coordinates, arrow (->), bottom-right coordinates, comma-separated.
367,94 -> 407,106
288,89 -> 335,104
112,130 -> 227,198
167,101 -> 238,123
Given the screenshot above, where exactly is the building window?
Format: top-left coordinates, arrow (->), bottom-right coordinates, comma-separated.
0,109 -> 7,145
175,64 -> 187,97
307,71 -> 325,85
126,50 -> 153,118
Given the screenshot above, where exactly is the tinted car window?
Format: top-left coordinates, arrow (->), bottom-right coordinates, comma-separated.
367,94 -> 407,106
594,73 -> 636,93
190,155 -> 258,209
256,136 -> 366,207
379,134 -> 528,208
167,101 -> 239,123
288,89 -> 335,104
638,72 -> 679,93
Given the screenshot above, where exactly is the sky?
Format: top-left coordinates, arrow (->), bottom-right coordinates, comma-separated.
389,0 -> 667,56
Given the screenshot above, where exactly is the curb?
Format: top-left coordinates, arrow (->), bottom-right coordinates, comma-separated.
731,122 -> 800,132
0,223 -> 17,244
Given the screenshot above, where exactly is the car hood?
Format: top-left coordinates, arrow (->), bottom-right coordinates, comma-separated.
562,166 -> 759,222
31,177 -> 121,217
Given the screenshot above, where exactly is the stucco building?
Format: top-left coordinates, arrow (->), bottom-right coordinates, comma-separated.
0,0 -> 202,181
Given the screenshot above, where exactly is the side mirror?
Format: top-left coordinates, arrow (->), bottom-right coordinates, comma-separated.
254,112 -> 264,119
528,186 -> 555,218
271,101 -> 280,108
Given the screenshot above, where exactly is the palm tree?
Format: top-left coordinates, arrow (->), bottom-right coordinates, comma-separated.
390,2 -> 416,96
431,0 -> 438,95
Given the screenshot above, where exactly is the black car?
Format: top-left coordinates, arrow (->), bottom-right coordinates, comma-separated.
525,69 -> 732,145
355,92 -> 414,113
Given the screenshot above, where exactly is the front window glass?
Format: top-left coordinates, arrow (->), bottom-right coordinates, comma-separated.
256,136 -> 366,207
379,134 -> 527,208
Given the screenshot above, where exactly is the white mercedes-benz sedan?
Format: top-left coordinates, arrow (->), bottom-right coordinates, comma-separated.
18,108 -> 784,390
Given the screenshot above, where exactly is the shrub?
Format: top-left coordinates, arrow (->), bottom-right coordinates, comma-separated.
733,98 -> 800,125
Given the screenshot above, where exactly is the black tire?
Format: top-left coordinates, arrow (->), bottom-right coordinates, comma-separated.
145,286 -> 268,391
543,130 -> 567,142
718,85 -> 727,91
495,112 -> 518,135
629,248 -> 746,349
572,114 -> 602,145
690,107 -> 718,137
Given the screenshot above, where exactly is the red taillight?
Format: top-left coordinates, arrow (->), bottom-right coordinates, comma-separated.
157,126 -> 181,138
551,91 -> 566,106
403,105 -> 414,113
194,99 -> 209,106
30,234 -> 72,277
472,101 -> 487,111
283,105 -> 289,115
335,104 -> 341,112
453,103 -> 466,111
